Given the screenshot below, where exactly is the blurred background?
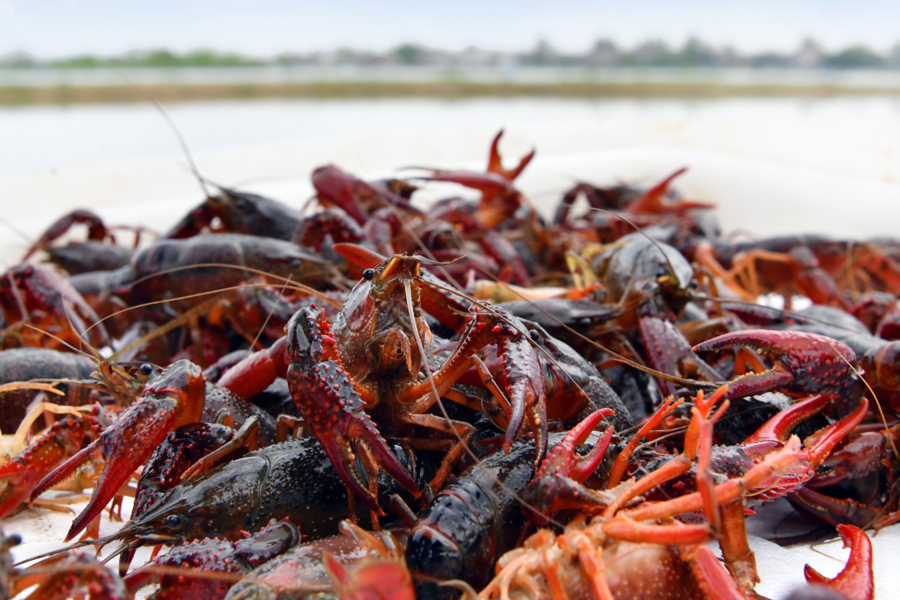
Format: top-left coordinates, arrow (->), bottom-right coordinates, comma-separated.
2,0 -> 900,255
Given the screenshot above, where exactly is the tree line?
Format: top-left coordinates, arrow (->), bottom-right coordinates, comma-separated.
2,37 -> 898,70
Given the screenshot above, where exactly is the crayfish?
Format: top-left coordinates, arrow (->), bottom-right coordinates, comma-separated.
3,128 -> 895,599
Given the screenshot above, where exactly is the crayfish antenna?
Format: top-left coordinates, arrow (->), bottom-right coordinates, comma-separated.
149,98 -> 211,199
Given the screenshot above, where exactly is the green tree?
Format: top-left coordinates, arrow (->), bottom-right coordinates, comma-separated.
824,45 -> 885,69
679,37 -> 717,66
393,44 -> 425,65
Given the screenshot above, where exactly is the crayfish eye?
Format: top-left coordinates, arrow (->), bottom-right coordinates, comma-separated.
362,268 -> 375,281
164,514 -> 186,532
139,364 -> 154,377
528,329 -> 541,342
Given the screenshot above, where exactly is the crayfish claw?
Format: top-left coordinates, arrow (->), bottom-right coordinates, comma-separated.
287,357 -> 418,512
803,525 -> 874,600
287,309 -> 418,514
521,410 -> 617,525
487,129 -> 535,182
693,329 -> 858,402
36,361 -> 205,542
489,309 -> 549,465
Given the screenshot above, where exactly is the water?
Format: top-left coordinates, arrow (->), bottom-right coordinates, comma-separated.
5,65 -> 900,89
1,95 -> 900,262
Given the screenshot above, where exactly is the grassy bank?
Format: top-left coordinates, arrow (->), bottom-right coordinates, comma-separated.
3,80 -> 900,105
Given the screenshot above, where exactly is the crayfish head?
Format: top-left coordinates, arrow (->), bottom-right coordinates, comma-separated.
119,496 -> 207,547
111,509 -> 191,575
336,255 -> 435,385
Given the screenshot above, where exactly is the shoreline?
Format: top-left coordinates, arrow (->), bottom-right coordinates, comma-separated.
4,80 -> 900,105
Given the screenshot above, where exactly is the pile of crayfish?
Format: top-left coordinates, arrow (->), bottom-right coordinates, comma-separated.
0,129 -> 895,599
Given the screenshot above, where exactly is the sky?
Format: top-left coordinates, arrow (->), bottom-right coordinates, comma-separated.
1,0 -> 899,58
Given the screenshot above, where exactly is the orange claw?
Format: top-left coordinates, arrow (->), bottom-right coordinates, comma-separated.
520,409 -> 616,524
486,129 -> 535,182
607,395 -> 684,487
410,130 -> 534,229
625,167 -> 715,216
534,408 -> 615,482
804,525 -> 874,600
33,360 -> 205,541
743,394 -> 832,448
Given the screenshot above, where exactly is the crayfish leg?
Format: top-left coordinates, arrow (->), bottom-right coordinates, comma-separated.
718,500 -> 759,588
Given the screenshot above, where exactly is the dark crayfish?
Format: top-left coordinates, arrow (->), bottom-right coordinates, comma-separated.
106,436 -> 430,572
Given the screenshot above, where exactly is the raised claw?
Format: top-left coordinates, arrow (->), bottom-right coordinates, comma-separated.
33,360 -> 206,542
537,408 -> 614,480
408,130 -> 534,228
413,128 -> 533,192
486,129 -> 535,181
692,330 -> 858,402
625,167 -> 715,215
521,409 -> 616,524
285,307 -> 418,513
803,524 -> 874,600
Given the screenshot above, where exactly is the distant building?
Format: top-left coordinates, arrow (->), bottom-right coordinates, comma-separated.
793,38 -> 825,68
